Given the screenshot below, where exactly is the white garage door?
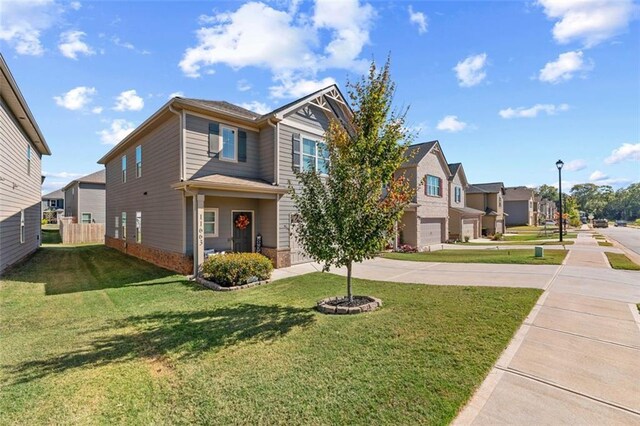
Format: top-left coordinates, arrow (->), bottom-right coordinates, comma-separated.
420,218 -> 443,245
462,219 -> 475,239
289,214 -> 314,265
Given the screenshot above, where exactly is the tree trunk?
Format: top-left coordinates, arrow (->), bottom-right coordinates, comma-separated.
346,260 -> 353,303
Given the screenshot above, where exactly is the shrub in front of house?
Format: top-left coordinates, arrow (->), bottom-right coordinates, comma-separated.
491,232 -> 503,241
201,253 -> 273,287
395,244 -> 417,253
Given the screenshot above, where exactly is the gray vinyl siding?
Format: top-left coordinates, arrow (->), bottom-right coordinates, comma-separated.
184,113 -> 261,180
64,184 -> 78,217
504,200 -> 529,226
105,114 -> 183,253
259,124 -> 275,183
78,182 -> 105,223
258,199 -> 277,248
0,97 -> 42,274
277,105 -> 331,249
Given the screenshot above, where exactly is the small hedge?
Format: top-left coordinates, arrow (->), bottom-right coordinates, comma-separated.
201,253 -> 273,287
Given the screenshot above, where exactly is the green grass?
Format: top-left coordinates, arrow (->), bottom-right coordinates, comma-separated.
502,233 -> 576,242
597,241 -> 613,247
0,245 -> 541,425
506,225 -> 545,231
465,241 -> 574,246
381,249 -> 567,265
604,252 -> 640,271
40,229 -> 61,244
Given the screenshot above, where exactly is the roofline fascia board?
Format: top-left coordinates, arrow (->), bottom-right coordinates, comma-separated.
172,182 -> 288,195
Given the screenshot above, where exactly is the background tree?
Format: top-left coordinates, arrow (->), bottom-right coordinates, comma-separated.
291,59 -> 415,303
536,184 -> 558,203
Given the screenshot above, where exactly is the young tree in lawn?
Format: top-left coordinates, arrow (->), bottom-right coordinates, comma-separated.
290,59 -> 415,303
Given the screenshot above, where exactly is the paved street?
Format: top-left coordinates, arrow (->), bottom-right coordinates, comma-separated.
599,226 -> 640,256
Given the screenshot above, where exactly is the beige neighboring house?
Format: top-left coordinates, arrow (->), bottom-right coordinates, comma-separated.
466,182 -> 506,236
538,197 -> 557,223
98,85 -> 352,275
397,141 -> 451,249
0,54 -> 51,274
447,163 -> 484,240
504,186 -> 536,227
63,170 -> 106,224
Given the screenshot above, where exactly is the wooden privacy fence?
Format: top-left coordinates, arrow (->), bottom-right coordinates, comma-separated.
59,218 -> 104,244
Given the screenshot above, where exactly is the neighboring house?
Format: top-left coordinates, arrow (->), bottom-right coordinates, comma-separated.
97,85 -> 352,275
466,182 -> 506,236
396,141 -> 451,249
0,54 -> 52,274
447,163 -> 484,240
538,198 -> 557,223
504,186 -> 536,226
63,170 -> 106,223
42,189 -> 64,222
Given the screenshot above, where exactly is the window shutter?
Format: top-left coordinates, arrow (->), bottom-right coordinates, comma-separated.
209,122 -> 220,157
292,133 -> 301,171
238,130 -> 247,162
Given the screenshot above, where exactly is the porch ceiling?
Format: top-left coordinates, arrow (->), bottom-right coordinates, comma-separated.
173,174 -> 288,195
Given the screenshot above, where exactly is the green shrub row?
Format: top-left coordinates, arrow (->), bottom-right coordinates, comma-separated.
201,253 -> 273,287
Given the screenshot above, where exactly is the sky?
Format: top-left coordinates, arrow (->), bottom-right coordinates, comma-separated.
1,0 -> 639,194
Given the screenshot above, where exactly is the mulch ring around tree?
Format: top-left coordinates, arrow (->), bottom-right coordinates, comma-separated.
316,295 -> 382,315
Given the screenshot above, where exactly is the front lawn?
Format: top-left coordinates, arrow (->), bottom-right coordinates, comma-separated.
605,252 -> 640,271
502,233 -> 576,242
465,240 -> 574,246
382,249 -> 567,265
0,246 -> 541,424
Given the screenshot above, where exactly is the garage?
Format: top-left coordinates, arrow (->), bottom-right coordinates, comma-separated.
419,218 -> 444,246
462,219 -> 476,239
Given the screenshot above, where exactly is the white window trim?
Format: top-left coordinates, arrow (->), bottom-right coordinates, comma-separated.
219,125 -> 238,162
81,212 -> 92,223
135,211 -> 142,243
204,208 -> 219,237
20,209 -> 25,244
300,135 -> 329,176
136,145 -> 142,178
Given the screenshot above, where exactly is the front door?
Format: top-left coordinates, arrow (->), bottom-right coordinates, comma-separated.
232,211 -> 253,252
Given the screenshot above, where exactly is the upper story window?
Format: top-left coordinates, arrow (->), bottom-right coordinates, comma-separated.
498,195 -> 502,208
121,155 -> 127,183
135,145 -> 142,178
454,186 -> 462,203
426,175 -> 442,197
27,145 -> 31,176
293,134 -> 329,174
220,125 -> 237,161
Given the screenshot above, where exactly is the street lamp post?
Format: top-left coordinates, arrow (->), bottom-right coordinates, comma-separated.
556,159 -> 564,242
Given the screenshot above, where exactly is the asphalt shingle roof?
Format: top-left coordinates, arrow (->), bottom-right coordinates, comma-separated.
467,182 -> 505,194
403,141 -> 438,166
42,189 -> 64,199
180,99 -> 261,120
504,186 -> 536,201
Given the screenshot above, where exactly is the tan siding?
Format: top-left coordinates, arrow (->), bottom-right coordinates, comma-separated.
0,97 -> 42,273
414,151 -> 450,246
184,113 -> 261,180
105,114 -> 183,253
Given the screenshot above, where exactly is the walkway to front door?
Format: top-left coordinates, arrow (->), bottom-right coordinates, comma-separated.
232,211 -> 253,252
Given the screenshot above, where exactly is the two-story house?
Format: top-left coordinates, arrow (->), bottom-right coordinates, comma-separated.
466,182 -> 506,236
0,54 -> 51,274
447,163 -> 484,240
63,170 -> 106,223
504,186 -> 536,226
42,188 -> 64,223
98,85 -> 352,275
396,141 -> 451,249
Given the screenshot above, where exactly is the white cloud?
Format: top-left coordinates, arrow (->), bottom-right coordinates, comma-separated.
269,75 -> 336,99
0,0 -> 61,56
539,50 -> 591,84
604,142 -> 640,164
499,103 -> 569,119
113,90 -> 144,111
91,106 -> 103,114
43,171 -> 83,179
589,170 -> 608,181
168,91 -> 184,99
53,86 -> 97,110
70,1 -> 81,11
58,30 -> 95,59
111,36 -> 135,50
588,170 -> 631,186
179,0 -> 373,98
237,79 -> 252,92
453,53 -> 487,87
408,6 -> 427,34
537,0 -> 637,47
239,101 -> 272,115
98,119 -> 136,145
563,159 -> 587,172
436,115 -> 467,132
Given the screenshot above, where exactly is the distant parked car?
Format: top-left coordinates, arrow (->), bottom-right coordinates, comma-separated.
543,221 -> 555,226
593,219 -> 609,228
615,220 -> 627,227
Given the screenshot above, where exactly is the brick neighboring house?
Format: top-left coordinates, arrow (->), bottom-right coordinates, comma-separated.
63,170 -> 106,223
504,186 -> 536,226
396,141 -> 451,249
447,163 -> 484,240
98,85 -> 352,275
0,54 -> 51,274
466,182 -> 506,236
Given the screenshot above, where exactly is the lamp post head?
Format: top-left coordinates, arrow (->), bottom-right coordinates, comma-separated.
556,159 -> 564,170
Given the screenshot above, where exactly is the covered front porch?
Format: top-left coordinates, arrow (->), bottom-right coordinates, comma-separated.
174,174 -> 288,275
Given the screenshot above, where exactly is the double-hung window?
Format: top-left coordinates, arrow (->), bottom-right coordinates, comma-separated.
81,213 -> 92,223
299,137 -> 329,174
114,216 -> 119,239
454,186 -> 462,203
204,208 -> 219,237
121,212 -> 127,240
121,155 -> 127,183
426,175 -> 442,197
135,145 -> 142,178
27,146 -> 31,176
220,125 -> 237,161
135,212 -> 142,243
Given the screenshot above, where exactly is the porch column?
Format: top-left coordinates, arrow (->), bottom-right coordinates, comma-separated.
193,193 -> 205,275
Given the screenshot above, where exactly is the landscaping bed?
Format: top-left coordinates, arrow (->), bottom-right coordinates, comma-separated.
381,249 -> 567,265
0,245 -> 541,424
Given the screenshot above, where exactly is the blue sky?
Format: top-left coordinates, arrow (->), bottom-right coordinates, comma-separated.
1,0 -> 638,194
